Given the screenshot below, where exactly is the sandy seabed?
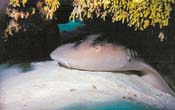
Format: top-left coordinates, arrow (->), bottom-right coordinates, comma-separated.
0,61 -> 175,110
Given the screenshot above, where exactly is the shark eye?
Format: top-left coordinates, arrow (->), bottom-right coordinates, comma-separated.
95,45 -> 101,52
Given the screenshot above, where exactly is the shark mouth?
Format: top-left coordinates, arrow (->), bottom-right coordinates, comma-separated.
57,58 -> 72,69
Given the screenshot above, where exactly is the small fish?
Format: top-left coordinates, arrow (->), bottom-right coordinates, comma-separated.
58,20 -> 85,32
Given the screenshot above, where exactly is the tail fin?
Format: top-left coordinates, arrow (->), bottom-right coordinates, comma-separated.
125,59 -> 174,95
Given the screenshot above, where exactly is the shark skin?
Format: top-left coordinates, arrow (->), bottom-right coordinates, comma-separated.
50,34 -> 174,95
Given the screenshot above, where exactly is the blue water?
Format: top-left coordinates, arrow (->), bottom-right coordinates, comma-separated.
58,20 -> 85,32
61,101 -> 156,110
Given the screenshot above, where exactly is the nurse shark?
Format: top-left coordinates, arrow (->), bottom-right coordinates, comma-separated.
50,34 -> 174,95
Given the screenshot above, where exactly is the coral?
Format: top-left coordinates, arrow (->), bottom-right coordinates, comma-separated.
9,0 -> 60,20
70,0 -> 175,30
5,7 -> 35,37
44,0 -> 60,19
6,0 -> 175,32
5,0 -> 60,37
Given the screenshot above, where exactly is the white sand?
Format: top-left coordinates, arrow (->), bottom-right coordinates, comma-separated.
0,61 -> 175,110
